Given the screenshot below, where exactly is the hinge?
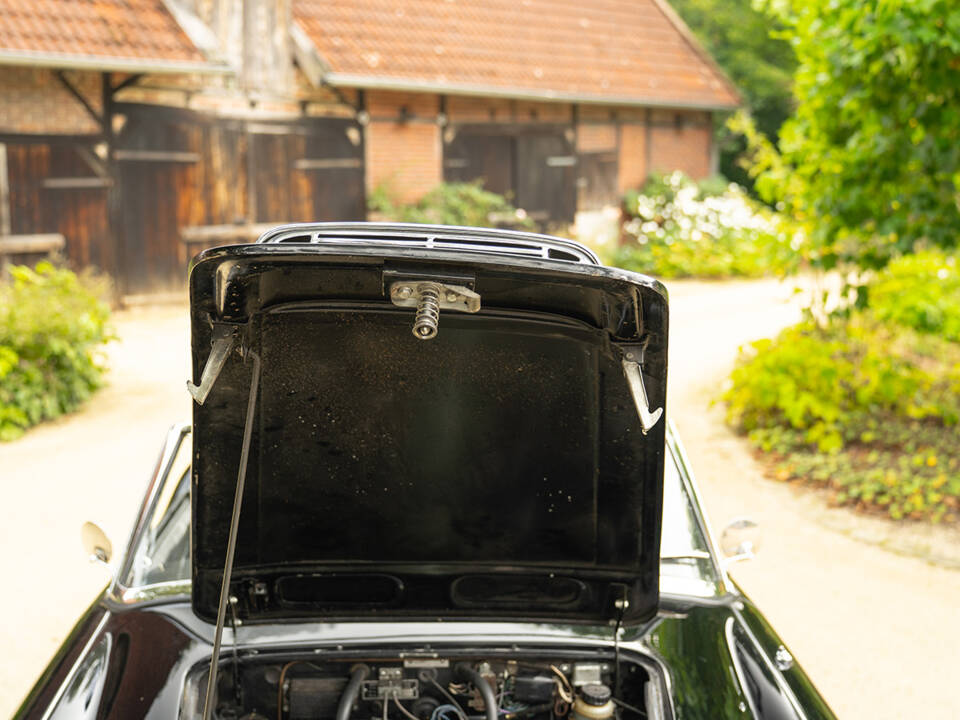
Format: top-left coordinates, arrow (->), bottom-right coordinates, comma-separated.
618,344 -> 663,434
187,324 -> 238,405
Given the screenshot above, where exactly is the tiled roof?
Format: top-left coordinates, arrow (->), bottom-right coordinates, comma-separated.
0,0 -> 224,73
293,0 -> 739,110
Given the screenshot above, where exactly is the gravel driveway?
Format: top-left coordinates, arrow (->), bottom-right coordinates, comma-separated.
1,279 -> 957,718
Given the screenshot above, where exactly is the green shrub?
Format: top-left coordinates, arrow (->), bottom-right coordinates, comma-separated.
369,181 -> 535,230
0,262 -> 113,441
869,250 -> 960,341
724,314 -> 960,522
613,172 -> 801,279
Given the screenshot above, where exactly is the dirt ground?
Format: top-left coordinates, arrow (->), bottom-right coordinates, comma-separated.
1,279 -> 958,718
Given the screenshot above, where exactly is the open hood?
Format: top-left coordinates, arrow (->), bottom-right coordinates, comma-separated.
188,224 -> 668,626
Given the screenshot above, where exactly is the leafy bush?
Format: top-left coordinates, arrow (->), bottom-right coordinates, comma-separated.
613,172 -> 801,279
0,262 -> 113,441
869,250 -> 960,342
725,319 -> 960,453
369,181 -> 534,230
724,249 -> 960,522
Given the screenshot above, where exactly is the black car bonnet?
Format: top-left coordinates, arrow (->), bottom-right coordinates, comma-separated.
188,225 -> 669,625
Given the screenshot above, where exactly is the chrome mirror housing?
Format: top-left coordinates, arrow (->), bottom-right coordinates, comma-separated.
720,517 -> 761,566
81,521 -> 113,566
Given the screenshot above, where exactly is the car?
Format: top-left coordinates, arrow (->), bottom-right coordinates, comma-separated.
14,223 -> 836,719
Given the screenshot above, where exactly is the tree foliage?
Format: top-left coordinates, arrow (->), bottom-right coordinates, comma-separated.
670,0 -> 796,185
747,0 -> 960,270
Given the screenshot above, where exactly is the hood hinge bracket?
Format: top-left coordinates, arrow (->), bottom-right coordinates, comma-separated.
187,324 -> 238,405
618,344 -> 663,434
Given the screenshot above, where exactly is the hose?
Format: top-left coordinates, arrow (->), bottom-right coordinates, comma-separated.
336,664 -> 371,720
454,664 -> 497,720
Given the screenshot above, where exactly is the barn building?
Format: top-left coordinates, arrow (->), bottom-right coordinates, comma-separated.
0,0 -> 738,295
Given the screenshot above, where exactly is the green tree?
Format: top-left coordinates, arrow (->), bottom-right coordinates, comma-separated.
670,0 -> 796,186
751,0 -> 960,271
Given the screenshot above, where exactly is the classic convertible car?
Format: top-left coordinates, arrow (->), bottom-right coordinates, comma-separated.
15,224 -> 835,719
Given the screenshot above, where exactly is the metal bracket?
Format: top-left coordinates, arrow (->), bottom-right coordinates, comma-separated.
187,326 -> 236,405
389,280 -> 481,340
619,346 -> 663,434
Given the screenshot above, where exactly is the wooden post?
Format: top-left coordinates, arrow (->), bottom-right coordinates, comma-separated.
0,143 -> 11,237
101,72 -> 124,300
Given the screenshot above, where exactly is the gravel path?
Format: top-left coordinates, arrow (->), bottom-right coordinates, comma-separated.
0,280 -> 957,718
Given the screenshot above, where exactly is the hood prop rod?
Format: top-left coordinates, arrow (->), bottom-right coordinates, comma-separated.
201,347 -> 261,720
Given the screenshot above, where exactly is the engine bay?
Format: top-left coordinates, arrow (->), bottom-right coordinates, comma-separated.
188,651 -> 656,720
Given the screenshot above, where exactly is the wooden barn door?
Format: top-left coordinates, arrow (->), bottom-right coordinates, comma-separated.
5,142 -> 110,270
515,131 -> 576,224
443,126 -> 576,224
248,118 -> 364,224
115,107 -> 365,294
115,107 -> 207,293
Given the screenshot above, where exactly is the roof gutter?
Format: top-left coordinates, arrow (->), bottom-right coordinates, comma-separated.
0,50 -> 232,75
321,72 -> 739,112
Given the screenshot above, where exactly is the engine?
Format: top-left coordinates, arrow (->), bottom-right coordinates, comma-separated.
186,652 -> 654,720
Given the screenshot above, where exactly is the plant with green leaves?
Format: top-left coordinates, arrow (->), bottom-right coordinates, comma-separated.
740,0 -> 960,272
724,249 -> 960,522
0,262 -> 113,440
669,0 -> 796,188
614,172 -> 801,279
369,181 -> 534,230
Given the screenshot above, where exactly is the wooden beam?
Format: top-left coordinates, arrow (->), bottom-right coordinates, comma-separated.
55,71 -> 105,130
75,145 -> 110,179
102,71 -> 123,297
111,73 -> 144,94
0,234 -> 65,255
292,158 -> 362,170
42,177 -> 113,189
114,149 -> 200,163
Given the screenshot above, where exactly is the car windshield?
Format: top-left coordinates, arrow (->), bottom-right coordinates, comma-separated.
121,429 -> 721,597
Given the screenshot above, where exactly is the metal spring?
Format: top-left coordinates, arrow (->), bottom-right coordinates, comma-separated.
412,283 -> 441,340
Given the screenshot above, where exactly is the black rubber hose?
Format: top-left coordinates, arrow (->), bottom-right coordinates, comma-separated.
454,664 -> 497,720
336,664 -> 371,720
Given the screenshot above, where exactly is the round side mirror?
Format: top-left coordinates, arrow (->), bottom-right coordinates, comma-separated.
81,521 -> 113,565
720,517 -> 761,563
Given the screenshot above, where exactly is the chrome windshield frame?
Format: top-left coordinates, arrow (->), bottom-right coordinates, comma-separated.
109,422 -> 192,603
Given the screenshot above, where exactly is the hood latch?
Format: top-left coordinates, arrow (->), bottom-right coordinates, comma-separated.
386,273 -> 481,340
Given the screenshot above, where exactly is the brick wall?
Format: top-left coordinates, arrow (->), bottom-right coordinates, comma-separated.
577,123 -> 616,152
365,90 -> 441,203
0,68 -> 102,135
648,110 -> 712,180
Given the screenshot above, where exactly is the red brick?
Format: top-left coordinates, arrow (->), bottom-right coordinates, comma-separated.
366,120 -> 441,203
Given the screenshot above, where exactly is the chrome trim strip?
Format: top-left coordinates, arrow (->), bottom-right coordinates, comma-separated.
665,420 -> 728,590
724,616 -> 759,719
39,612 -> 111,720
111,423 -> 191,596
255,222 -> 601,265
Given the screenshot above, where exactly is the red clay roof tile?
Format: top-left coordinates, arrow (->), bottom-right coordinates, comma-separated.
293,0 -> 739,109
0,0 -> 213,71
